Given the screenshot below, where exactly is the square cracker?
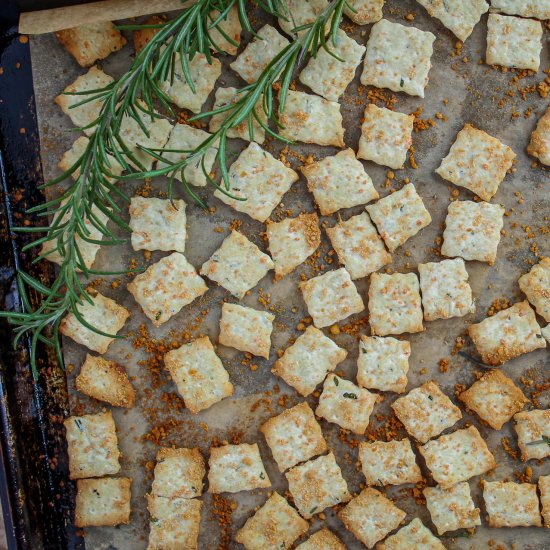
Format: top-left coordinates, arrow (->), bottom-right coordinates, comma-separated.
56,22 -> 126,67
518,257 -> 550,323
299,29 -> 366,101
338,488 -> 406,548
344,0 -> 384,25
301,148 -> 379,215
357,335 -> 411,393
127,252 -> 207,327
419,426 -> 496,488
60,290 -> 130,354
286,452 -> 351,518
214,142 -> 299,223
300,268 -> 365,329
119,105 -> 173,171
468,300 -> 545,366
164,336 -> 233,414
219,303 -> 274,359
514,409 -> 550,461
368,272 -> 424,336
491,0 -> 550,19
208,443 -> 271,494
75,354 -> 135,408
147,494 -> 202,550
162,53 -> 221,113
316,374 -> 377,435
41,201 -> 110,270
235,492 -> 309,550
296,529 -> 346,550
129,197 -> 187,253
158,123 -> 217,187
436,124 -> 515,202
152,447 -> 205,499
391,381 -> 462,443
423,482 -> 481,535
230,24 -> 290,84
415,0 -> 489,42
260,401 -> 327,472
361,19 -> 435,98
418,258 -> 475,321
366,183 -> 431,252
326,212 -> 392,280
209,87 -> 268,143
201,230 -> 274,299
359,438 -> 422,486
357,105 -> 414,170
278,0 -> 327,37
55,66 -> 113,136
58,136 -> 123,182
527,106 -> 550,166
486,14 -> 542,72
458,369 -> 528,430
539,475 -> 550,527
272,325 -> 347,397
441,200 -> 505,264
75,477 -> 131,527
64,411 -> 120,479
378,518 -> 445,550
279,90 -> 345,147
267,213 -> 321,279
482,481 -> 542,527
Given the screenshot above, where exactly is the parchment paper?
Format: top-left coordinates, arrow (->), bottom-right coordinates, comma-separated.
30,1 -> 549,548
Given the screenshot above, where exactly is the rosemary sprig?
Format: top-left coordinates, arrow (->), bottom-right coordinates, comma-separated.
1,0 -> 348,376
2,0 -> 275,376
128,0 -> 349,192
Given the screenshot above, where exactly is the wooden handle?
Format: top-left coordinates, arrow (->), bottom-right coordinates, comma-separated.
19,0 -> 189,35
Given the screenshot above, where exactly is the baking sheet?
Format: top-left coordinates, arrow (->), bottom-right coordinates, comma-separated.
29,1 -> 549,548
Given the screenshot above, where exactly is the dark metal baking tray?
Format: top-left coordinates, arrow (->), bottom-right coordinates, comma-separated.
0,1 -> 82,548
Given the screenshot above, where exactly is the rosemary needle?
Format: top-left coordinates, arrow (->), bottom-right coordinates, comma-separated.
0,0 -> 349,376
527,436 -> 550,447
458,351 -> 494,369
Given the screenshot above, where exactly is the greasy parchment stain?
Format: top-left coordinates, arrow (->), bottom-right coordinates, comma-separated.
29,1 -> 549,548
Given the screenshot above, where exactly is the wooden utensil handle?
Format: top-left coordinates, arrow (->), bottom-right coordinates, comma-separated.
19,0 -> 189,35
